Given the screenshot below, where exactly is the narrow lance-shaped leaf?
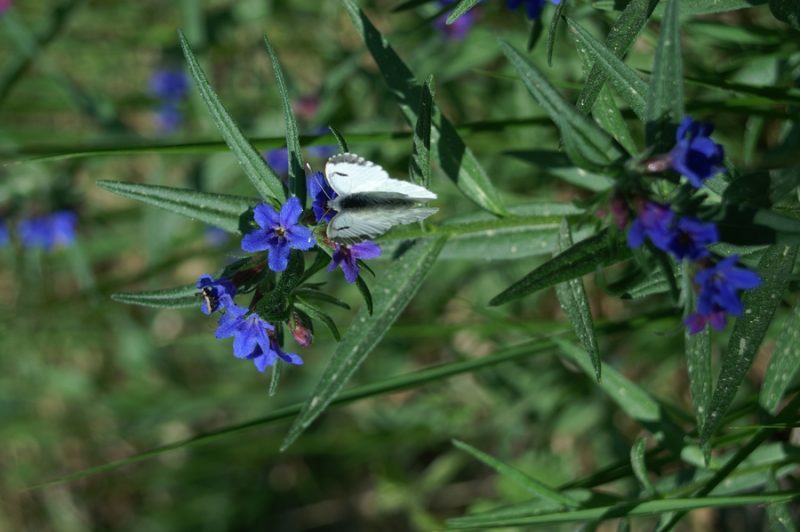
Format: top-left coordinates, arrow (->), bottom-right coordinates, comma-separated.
96,180 -> 253,233
645,0 -> 684,150
328,125 -> 349,153
409,75 -> 434,188
111,283 -> 200,309
490,227 -> 631,306
178,31 -> 286,203
554,220 -> 602,381
700,244 -> 798,446
759,302 -> 800,414
264,35 -> 306,206
281,237 -> 447,450
445,0 -> 481,24
447,493 -> 800,529
452,439 -> 580,508
341,0 -> 508,215
567,18 -> 648,120
630,437 -> 657,497
576,0 -> 660,114
546,0 -> 569,65
499,40 -> 624,171
685,323 -> 712,433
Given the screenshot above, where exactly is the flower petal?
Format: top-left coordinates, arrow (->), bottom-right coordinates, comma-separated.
253,203 -> 281,230
241,229 -> 272,252
280,197 -> 303,227
268,241 -> 292,272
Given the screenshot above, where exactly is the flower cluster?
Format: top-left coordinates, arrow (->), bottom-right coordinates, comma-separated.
198,170 -> 383,374
16,211 -> 78,251
623,116 -> 760,334
149,68 -> 190,133
507,0 -> 560,20
435,0 -> 478,41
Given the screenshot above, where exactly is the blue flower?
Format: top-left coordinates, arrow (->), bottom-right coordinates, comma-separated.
670,116 -> 725,188
149,69 -> 189,101
435,0 -> 478,40
627,202 -> 675,251
308,172 -> 338,223
328,241 -> 382,283
241,198 -> 316,272
196,274 -> 236,315
265,148 -> 289,176
18,211 -> 78,250
507,0 -> 560,20
665,217 -> 719,261
248,336 -> 303,372
156,102 -> 183,132
685,255 -> 761,334
215,302 -> 274,359
0,219 -> 9,247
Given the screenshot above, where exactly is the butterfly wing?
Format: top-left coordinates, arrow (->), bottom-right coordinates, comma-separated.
325,153 -> 437,201
327,207 -> 438,243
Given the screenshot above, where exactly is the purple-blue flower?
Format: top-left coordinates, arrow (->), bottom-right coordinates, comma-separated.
627,202 -> 675,251
0,219 -> 9,247
241,198 -> 316,272
435,0 -> 478,40
155,102 -> 183,132
685,255 -> 761,334
215,302 -> 274,359
670,116 -> 725,188
248,336 -> 303,372
149,69 -> 190,101
196,274 -> 236,315
265,148 -> 289,176
18,211 -> 78,250
328,241 -> 382,283
308,172 -> 338,223
507,0 -> 560,20
665,217 -> 719,261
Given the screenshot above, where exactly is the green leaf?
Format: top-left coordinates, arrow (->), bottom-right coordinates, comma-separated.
447,493 -> 800,528
554,220 -> 601,382
700,244 -> 798,446
575,0 -> 660,115
630,437 -> 657,497
178,31 -> 285,203
294,300 -> 341,341
644,0 -> 684,150
506,150 -> 615,191
767,471 -> 798,532
556,339 -> 684,451
499,40 -> 623,171
111,283 -> 199,309
263,35 -> 306,206
593,0 -> 767,15
769,0 -> 800,28
95,180 -> 252,233
759,303 -> 800,414
567,18 -> 648,120
546,0 -> 569,65
355,276 -> 374,315
445,0 -> 481,25
685,325 -> 712,433
328,125 -> 349,153
281,237 -> 447,450
452,439 -> 580,508
490,228 -> 631,306
341,0 -> 508,215
410,75 -> 434,188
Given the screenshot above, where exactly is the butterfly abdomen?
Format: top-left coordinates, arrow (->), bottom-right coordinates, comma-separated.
331,193 -> 417,211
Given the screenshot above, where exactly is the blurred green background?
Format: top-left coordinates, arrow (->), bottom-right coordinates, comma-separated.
0,0 -> 795,530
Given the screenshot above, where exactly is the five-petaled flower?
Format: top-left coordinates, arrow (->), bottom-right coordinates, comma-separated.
507,0 -> 560,20
670,116 -> 725,188
685,255 -> 761,334
627,202 -> 675,251
308,172 -> 338,223
196,274 -> 236,315
241,197 -> 316,272
328,241 -> 382,284
664,217 -> 718,261
18,211 -> 78,250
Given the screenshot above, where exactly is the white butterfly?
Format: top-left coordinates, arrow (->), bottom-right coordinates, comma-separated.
322,153 -> 438,243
